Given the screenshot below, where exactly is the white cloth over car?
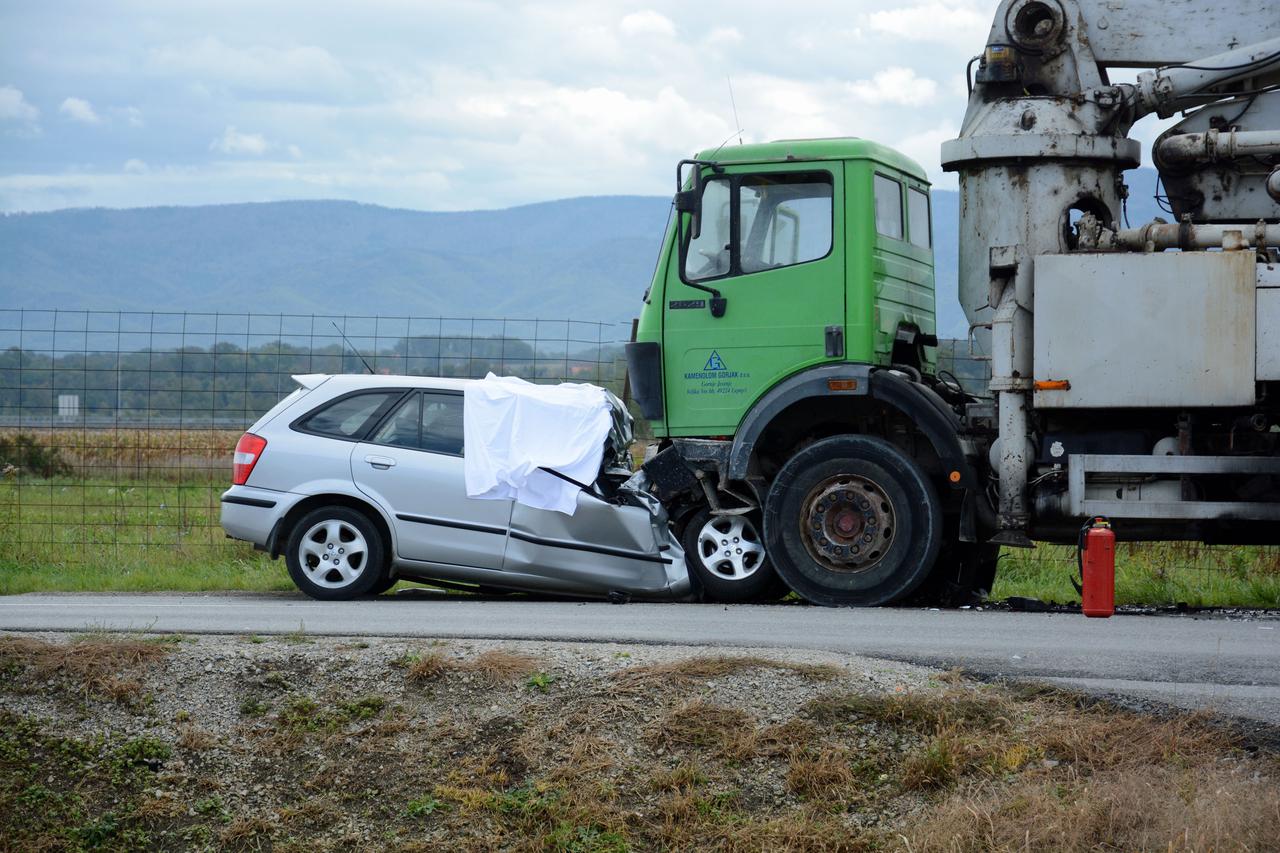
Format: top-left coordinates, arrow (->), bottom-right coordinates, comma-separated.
463,374 -> 615,515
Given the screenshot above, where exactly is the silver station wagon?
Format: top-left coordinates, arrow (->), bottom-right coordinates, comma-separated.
220,374 -> 689,601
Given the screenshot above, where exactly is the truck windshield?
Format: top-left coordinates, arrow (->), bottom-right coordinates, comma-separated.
684,171 -> 832,282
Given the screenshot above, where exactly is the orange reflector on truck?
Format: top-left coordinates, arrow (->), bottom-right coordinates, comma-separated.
827,378 -> 858,391
1034,379 -> 1071,391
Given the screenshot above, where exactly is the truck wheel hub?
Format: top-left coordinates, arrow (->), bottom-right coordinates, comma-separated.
801,476 -> 895,572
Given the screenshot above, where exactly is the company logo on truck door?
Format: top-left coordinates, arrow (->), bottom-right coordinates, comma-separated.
684,350 -> 750,395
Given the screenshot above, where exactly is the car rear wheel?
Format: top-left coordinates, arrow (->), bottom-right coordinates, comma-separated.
681,509 -> 788,603
286,507 -> 387,601
763,435 -> 942,607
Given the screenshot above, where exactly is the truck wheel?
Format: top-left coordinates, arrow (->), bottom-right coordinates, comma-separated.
285,507 -> 387,601
763,435 -> 942,606
681,509 -> 787,603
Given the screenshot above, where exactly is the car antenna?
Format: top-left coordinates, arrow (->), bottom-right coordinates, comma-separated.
726,76 -> 744,145
331,321 -> 375,374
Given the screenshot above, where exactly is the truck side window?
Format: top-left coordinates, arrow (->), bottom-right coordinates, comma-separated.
740,174 -> 832,274
908,187 -> 931,248
874,173 -> 904,240
685,178 -> 732,281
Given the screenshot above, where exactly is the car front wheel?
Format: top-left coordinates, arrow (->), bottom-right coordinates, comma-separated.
681,509 -> 787,603
285,507 -> 387,600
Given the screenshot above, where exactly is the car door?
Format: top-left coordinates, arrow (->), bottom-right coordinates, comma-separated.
352,390 -> 510,569
504,491 -> 675,595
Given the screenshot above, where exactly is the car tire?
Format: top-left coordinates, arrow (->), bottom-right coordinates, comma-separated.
285,507 -> 388,601
681,508 -> 788,603
763,435 -> 942,607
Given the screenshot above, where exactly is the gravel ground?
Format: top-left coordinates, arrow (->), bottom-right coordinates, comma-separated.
3,631 -> 1278,852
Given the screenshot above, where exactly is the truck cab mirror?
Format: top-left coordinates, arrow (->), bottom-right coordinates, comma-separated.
675,161 -> 707,239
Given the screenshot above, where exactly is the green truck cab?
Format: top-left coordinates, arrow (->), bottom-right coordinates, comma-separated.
627,138 -> 992,607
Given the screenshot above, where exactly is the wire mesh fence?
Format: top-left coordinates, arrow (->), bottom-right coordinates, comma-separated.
0,308 -> 1273,605
0,309 -> 630,582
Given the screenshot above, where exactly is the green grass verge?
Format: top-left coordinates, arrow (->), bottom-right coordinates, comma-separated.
993,543 -> 1280,609
3,477 -> 1279,606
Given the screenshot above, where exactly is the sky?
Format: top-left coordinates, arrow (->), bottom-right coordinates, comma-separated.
0,1 -> 1173,214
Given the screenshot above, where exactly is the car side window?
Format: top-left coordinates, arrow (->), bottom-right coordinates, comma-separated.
371,392 -> 422,449
421,393 -> 465,456
298,391 -> 401,439
874,173 -> 904,240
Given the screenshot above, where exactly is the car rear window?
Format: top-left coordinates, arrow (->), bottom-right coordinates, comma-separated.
298,391 -> 401,439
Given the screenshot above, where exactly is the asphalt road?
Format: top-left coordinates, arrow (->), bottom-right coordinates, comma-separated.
2,593 -> 1278,725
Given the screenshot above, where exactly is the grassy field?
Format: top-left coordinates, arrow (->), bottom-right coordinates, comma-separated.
1,427 -> 1278,606
2,475 -> 1278,606
0,478 -> 291,595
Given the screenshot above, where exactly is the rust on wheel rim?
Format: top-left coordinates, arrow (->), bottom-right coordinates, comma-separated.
799,475 -> 895,573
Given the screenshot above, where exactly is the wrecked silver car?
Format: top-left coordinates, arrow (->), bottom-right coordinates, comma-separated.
219,374 -> 689,601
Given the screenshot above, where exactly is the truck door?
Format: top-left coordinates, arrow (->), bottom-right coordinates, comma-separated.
662,162 -> 844,434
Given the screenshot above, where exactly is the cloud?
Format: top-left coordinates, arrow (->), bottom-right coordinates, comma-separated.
705,27 -> 743,48
59,97 -> 101,124
867,2 -> 990,45
895,122 -> 960,182
0,85 -> 39,123
619,10 -> 676,38
211,125 -> 269,155
119,106 -> 144,127
123,158 -> 149,174
849,67 -> 938,106
150,36 -> 348,92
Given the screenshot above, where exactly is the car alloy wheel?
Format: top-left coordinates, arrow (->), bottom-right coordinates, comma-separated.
296,517 -> 370,589
696,514 -> 766,581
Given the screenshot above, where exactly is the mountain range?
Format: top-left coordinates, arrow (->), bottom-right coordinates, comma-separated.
0,169 -> 1167,339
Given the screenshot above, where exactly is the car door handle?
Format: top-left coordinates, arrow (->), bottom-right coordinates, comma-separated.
364,455 -> 396,470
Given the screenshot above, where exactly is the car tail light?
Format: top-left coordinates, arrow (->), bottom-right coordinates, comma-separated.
233,433 -> 267,485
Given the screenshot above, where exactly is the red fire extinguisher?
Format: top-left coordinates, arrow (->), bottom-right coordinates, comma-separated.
1077,517 -> 1116,618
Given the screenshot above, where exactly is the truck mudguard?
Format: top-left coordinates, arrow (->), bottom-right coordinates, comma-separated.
726,364 -> 976,490
624,341 -> 663,421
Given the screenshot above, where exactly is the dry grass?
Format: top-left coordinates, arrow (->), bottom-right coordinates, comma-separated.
613,654 -> 841,692
656,697 -> 756,754
218,815 -> 274,850
907,762 -> 1280,851
786,748 -> 855,798
176,725 -> 216,751
0,634 -> 169,701
0,427 -> 239,481
403,648 -> 541,685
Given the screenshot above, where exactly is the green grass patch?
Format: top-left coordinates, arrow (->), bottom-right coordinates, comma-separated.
993,542 -> 1280,608
0,477 -> 291,594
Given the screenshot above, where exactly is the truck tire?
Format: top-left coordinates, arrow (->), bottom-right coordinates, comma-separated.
680,508 -> 788,603
763,435 -> 942,606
